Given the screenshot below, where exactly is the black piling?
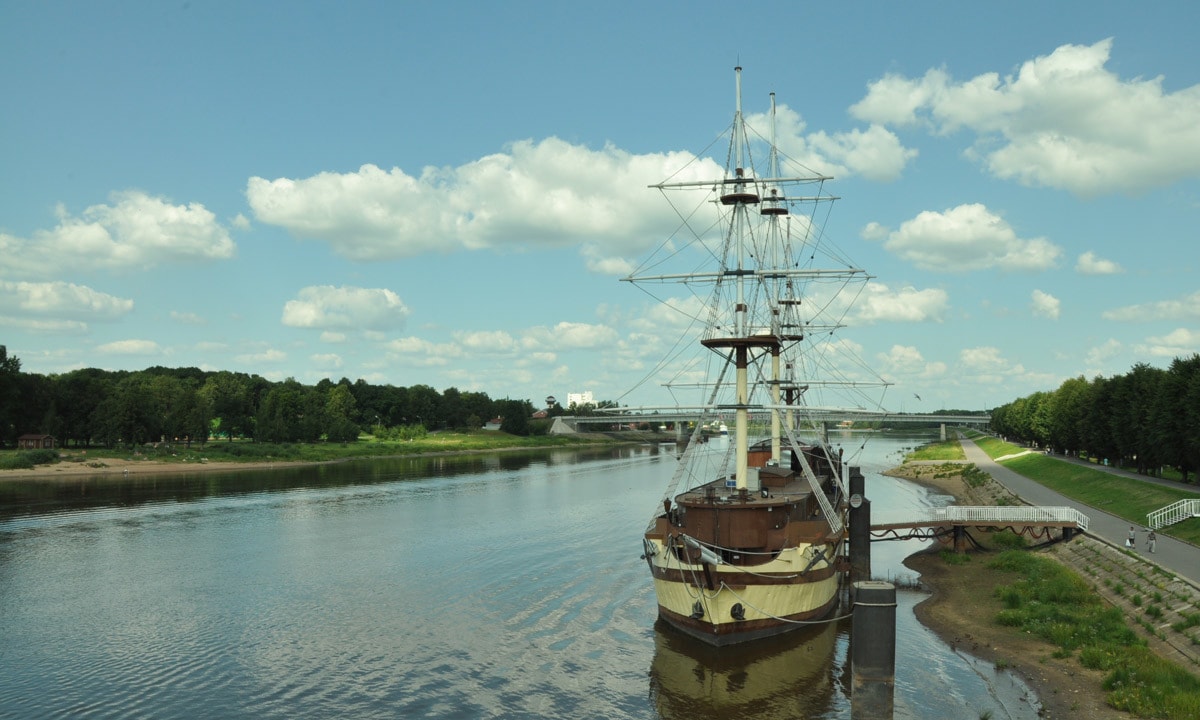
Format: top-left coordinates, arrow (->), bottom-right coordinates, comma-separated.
851,580 -> 896,718
847,466 -> 871,585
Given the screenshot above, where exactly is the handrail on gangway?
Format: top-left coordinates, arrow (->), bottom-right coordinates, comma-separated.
872,505 -> 1089,533
1148,499 -> 1200,530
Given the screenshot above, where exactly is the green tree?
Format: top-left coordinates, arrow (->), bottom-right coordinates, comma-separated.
0,346 -> 21,445
198,372 -> 253,442
324,384 -> 359,442
497,398 -> 534,436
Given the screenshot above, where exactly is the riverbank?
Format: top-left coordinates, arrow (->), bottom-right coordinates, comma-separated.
0,432 -> 650,482
890,463 -> 1122,719
891,461 -> 1200,719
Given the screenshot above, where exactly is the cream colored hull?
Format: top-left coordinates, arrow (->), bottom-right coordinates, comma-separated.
646,537 -> 841,644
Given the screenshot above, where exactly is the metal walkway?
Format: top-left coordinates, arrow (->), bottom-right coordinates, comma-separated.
870,505 -> 1089,550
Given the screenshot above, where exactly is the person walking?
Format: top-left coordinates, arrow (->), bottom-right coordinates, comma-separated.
1148,530 -> 1157,554
1127,526 -> 1136,549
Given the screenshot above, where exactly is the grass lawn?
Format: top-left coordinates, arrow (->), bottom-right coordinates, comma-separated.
1002,453 -> 1200,545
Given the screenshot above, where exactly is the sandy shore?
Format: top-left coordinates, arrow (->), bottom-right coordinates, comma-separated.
0,456 -> 333,481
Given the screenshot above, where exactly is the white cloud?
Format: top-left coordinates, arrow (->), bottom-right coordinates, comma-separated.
97,339 -> 161,355
235,349 -> 287,364
860,222 -> 889,241
852,283 -> 949,324
745,105 -> 916,181
877,344 -> 948,379
1138,328 -> 1200,358
1030,289 -> 1061,319
0,191 -> 235,276
310,353 -> 344,370
282,285 -> 411,331
960,346 -> 1024,376
0,317 -> 89,333
1085,339 -> 1123,368
170,311 -> 206,325
1102,290 -> 1200,321
385,336 -> 464,366
851,39 -> 1200,196
456,330 -> 518,353
877,203 -> 1061,272
1075,251 -> 1123,275
521,321 -> 620,350
0,280 -> 133,333
247,139 -> 714,272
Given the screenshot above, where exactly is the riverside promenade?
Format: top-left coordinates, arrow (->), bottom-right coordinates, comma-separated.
960,436 -> 1200,588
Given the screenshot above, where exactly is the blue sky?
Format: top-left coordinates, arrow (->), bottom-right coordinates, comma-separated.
2,1 -> 1198,413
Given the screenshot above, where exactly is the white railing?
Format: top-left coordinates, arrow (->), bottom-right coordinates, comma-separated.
917,506 -> 1089,532
1147,499 -> 1200,530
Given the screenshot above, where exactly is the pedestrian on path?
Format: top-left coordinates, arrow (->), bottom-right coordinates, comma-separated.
1127,526 -> 1136,549
1148,530 -> 1157,554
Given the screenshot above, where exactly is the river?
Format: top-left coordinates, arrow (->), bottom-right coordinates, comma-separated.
0,433 -> 1040,719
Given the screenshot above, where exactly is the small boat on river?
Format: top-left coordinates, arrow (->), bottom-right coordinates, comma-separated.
629,67 -> 886,645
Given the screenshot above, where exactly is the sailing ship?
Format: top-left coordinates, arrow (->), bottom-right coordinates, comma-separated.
629,67 -> 886,645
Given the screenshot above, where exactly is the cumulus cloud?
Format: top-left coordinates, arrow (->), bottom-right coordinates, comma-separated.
874,203 -> 1061,272
1138,328 -> 1200,358
1075,251 -> 1123,275
247,139 -> 717,272
97,339 -> 161,355
170,311 -> 206,325
0,280 -> 133,332
1085,339 -> 1123,367
310,353 -> 344,370
282,285 -> 411,331
385,336 -> 464,366
878,344 -> 948,378
850,39 -> 1200,196
852,283 -> 949,324
246,119 -> 915,273
745,105 -> 917,181
456,330 -> 518,353
1102,289 -> 1200,321
0,191 -> 235,276
235,348 -> 287,364
521,321 -> 619,350
960,346 -> 1024,376
1031,289 -> 1061,319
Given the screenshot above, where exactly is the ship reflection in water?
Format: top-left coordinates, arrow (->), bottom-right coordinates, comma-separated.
649,618 -> 844,718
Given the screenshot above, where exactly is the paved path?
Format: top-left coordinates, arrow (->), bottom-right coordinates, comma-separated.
959,436 -> 1200,588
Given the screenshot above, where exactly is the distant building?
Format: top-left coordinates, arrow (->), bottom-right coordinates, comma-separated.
566,391 -> 594,408
17,434 -> 56,450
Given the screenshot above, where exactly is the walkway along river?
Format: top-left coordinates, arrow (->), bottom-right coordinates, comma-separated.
0,432 -> 1042,719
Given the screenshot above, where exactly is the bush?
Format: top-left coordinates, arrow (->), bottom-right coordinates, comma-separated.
0,449 -> 59,469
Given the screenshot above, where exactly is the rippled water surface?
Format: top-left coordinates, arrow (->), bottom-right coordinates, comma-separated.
0,435 -> 1040,719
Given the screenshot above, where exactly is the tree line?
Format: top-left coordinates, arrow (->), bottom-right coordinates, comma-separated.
0,347 -> 580,448
988,355 -> 1200,483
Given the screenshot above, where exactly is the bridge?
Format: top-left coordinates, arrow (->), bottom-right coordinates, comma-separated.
553,410 -> 990,436
870,505 -> 1089,553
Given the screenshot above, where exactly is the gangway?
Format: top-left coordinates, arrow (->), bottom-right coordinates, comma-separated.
1147,499 -> 1200,530
870,505 -> 1089,553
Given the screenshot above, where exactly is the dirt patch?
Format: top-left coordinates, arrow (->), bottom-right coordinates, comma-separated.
889,461 -> 1200,719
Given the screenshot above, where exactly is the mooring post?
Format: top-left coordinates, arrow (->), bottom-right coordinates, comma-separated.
848,466 -> 871,586
851,580 -> 896,719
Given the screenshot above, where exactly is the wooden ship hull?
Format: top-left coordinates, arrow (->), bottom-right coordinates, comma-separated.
643,447 -> 847,645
